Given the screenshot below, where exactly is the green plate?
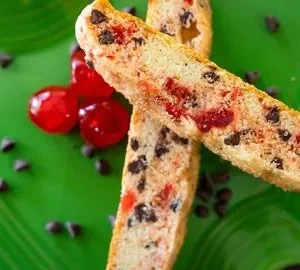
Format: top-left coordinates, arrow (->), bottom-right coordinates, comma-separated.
0,0 -> 300,269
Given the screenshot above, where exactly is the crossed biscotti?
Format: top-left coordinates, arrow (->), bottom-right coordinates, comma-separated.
106,0 -> 212,269
76,0 -> 300,192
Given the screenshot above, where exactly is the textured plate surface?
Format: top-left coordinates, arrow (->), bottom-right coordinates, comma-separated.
0,0 -> 300,269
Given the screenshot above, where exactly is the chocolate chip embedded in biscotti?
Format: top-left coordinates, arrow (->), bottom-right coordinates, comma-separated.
265,86 -> 279,98
171,133 -> 189,145
91,10 -> 107,24
137,176 -> 146,193
134,203 -> 157,223
278,129 -> 292,142
159,126 -> 170,140
99,30 -> 115,45
154,143 -> 169,158
265,107 -> 280,124
180,10 -> 194,26
271,157 -> 284,170
265,16 -> 280,33
132,37 -> 145,46
170,199 -> 182,213
122,6 -> 136,16
127,217 -> 134,228
130,138 -> 139,151
202,71 -> 220,84
224,133 -> 241,146
86,60 -> 94,69
244,71 -> 259,85
160,25 -> 173,36
128,155 -> 147,174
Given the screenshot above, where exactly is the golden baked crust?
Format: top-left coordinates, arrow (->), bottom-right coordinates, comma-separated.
76,0 -> 300,193
106,0 -> 212,269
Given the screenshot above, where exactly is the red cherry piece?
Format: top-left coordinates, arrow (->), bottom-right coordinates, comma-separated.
28,86 -> 78,134
79,98 -> 130,148
71,50 -> 114,98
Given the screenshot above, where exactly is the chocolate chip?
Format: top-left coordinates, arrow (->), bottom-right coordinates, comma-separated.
45,221 -> 62,234
224,133 -> 241,146
130,138 -> 139,151
199,173 -> 214,192
170,199 -> 182,213
159,126 -> 170,140
1,138 -> 16,152
128,155 -> 147,174
107,215 -> 116,229
13,159 -> 30,172
127,217 -> 134,228
282,264 -> 300,270
271,157 -> 283,170
122,6 -> 136,16
216,188 -> 232,202
197,188 -> 212,202
180,10 -> 194,25
95,159 -> 110,175
81,144 -> 96,158
0,52 -> 13,69
99,30 -> 115,45
69,42 -> 81,55
202,71 -> 220,84
133,37 -> 145,46
134,203 -> 158,223
264,86 -> 279,98
265,16 -> 280,33
214,200 -> 228,217
155,143 -> 169,158
86,60 -> 94,69
244,71 -> 259,85
194,205 -> 209,218
160,25 -> 173,36
265,107 -> 280,124
91,10 -> 107,24
0,179 -> 9,192
65,222 -> 82,238
137,177 -> 146,193
144,241 -> 158,250
278,129 -> 292,142
171,133 -> 189,145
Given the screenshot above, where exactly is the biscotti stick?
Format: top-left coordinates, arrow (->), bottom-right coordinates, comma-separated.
106,0 -> 212,269
76,0 -> 300,192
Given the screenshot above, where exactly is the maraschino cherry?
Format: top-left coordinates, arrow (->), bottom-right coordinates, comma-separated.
28,86 -> 78,134
79,98 -> 130,148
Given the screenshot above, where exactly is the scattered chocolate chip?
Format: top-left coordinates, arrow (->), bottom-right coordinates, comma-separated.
86,60 -> 94,69
160,25 -> 173,36
197,188 -> 212,202
128,155 -> 147,174
265,16 -> 280,33
69,42 -> 81,55
159,126 -> 170,140
13,159 -> 30,172
214,200 -> 228,217
137,177 -> 146,193
265,107 -> 280,124
202,71 -> 220,84
81,144 -> 96,158
180,10 -> 194,25
134,203 -> 157,223
65,222 -> 82,238
283,264 -> 300,270
155,143 -> 169,158
45,221 -> 62,234
144,241 -> 158,250
224,133 -> 241,146
122,6 -> 136,16
199,173 -> 214,192
133,37 -> 145,46
91,10 -> 107,24
271,157 -> 284,170
171,133 -> 189,145
278,129 -> 292,142
0,52 -> 13,69
95,159 -> 110,175
244,71 -> 259,85
211,171 -> 230,184
194,205 -> 209,218
216,188 -> 232,202
1,138 -> 16,153
127,217 -> 134,228
130,138 -> 139,151
99,30 -> 115,45
264,86 -> 279,98
170,199 -> 182,213
107,215 -> 116,229
0,179 -> 9,192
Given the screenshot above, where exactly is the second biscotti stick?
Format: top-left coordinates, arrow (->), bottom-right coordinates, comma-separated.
76,0 -> 300,191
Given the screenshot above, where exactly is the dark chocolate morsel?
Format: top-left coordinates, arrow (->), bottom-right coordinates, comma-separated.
160,25 -> 173,36
65,222 -> 82,238
224,133 -> 241,146
159,126 -> 170,140
271,157 -> 284,170
244,71 -> 259,85
134,203 -> 157,223
1,138 -> 16,152
264,86 -> 279,98
202,71 -> 220,84
0,52 -> 13,69
86,60 -> 95,69
0,179 -> 9,192
81,144 -> 96,158
214,200 -> 228,217
171,133 -> 189,145
170,199 -> 182,213
265,16 -> 280,33
155,143 -> 169,158
130,138 -> 139,151
127,217 -> 134,228
137,176 -> 146,193
197,188 -> 212,202
95,159 -> 110,175
45,221 -> 62,234
216,188 -> 233,202
133,37 -> 145,46
265,107 -> 280,124
194,205 -> 209,218
13,159 -> 30,172
180,10 -> 194,25
122,6 -> 136,16
99,30 -> 115,45
128,155 -> 147,174
278,129 -> 292,142
91,10 -> 107,24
